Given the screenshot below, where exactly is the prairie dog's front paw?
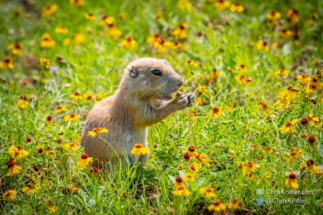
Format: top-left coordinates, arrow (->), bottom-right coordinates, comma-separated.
185,93 -> 195,107
171,94 -> 188,110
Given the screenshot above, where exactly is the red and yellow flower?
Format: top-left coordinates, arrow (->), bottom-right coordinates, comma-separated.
3,189 -> 17,201
285,172 -> 299,189
55,26 -> 68,34
287,9 -> 299,23
107,24 -> 122,40
214,0 -> 230,10
77,153 -> 94,168
70,92 -> 83,100
64,113 -> 80,122
172,23 -> 188,39
64,142 -> 79,151
53,105 -> 67,113
266,10 -> 281,21
257,40 -> 269,52
121,36 -> 136,48
230,3 -> 244,12
6,160 -> 22,176
178,0 -> 192,10
7,43 -> 21,55
41,5 -> 58,17
194,153 -> 211,167
88,127 -> 109,137
242,161 -> 256,177
40,33 -> 55,48
8,145 -> 29,161
173,185 -> 190,196
279,119 -> 298,134
208,199 -> 227,212
131,144 -> 149,156
200,187 -> 217,198
0,56 -> 15,69
274,69 -> 289,75
85,14 -> 96,20
209,107 -> 223,118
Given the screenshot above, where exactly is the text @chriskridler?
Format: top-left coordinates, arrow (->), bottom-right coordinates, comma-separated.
255,188 -> 319,206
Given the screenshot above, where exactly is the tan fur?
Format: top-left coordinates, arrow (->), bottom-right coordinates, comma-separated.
81,58 -> 195,170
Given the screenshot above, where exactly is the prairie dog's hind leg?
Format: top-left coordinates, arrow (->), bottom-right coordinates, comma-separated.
138,152 -> 149,166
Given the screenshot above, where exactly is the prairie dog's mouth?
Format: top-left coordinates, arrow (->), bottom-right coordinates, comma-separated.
162,94 -> 173,100
162,87 -> 181,100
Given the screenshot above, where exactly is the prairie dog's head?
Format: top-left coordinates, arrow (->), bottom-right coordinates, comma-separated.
122,58 -> 184,100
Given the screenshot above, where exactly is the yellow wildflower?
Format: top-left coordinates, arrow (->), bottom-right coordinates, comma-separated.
200,187 -> 217,198
185,60 -> 198,67
22,183 -> 39,195
172,23 -> 188,39
40,33 -> 55,48
6,161 -> 22,176
229,199 -> 243,209
237,64 -> 247,72
275,69 -> 289,75
121,36 -> 136,48
98,14 -> 115,25
242,161 -> 256,177
173,185 -> 190,196
52,105 -> 67,113
8,145 -> 29,161
235,74 -> 249,84
70,0 -> 84,7
64,113 -> 80,122
70,92 -> 83,100
64,142 -> 79,151
209,107 -> 223,118
285,172 -> 299,189
85,14 -> 96,20
55,26 -> 68,34
279,119 -> 298,133
77,153 -> 94,169
287,9 -> 299,23
194,153 -> 211,167
107,24 -> 122,40
266,10 -> 281,20
83,92 -> 94,103
183,173 -> 195,182
95,92 -> 106,102
17,99 -> 28,110
230,3 -> 244,12
208,199 -> 227,212
41,5 -> 58,17
214,0 -> 230,10
0,56 -> 15,69
279,28 -> 293,39
197,84 -> 207,93
7,42 -> 21,55
131,144 -> 149,156
88,127 -> 109,137
3,189 -> 17,201
257,40 -> 269,52
178,0 -> 192,10
183,145 -> 198,157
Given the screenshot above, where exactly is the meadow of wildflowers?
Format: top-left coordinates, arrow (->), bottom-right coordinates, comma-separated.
0,0 -> 323,214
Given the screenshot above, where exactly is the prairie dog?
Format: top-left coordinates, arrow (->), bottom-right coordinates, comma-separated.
81,58 -> 195,169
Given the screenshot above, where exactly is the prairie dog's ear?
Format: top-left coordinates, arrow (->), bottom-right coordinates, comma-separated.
129,65 -> 139,78
159,59 -> 171,67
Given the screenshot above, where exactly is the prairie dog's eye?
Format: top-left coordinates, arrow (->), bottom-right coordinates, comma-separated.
151,69 -> 162,76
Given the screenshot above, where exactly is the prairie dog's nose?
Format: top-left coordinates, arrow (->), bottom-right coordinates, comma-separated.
176,75 -> 184,87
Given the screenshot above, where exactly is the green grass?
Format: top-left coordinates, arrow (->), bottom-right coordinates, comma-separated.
0,0 -> 323,214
